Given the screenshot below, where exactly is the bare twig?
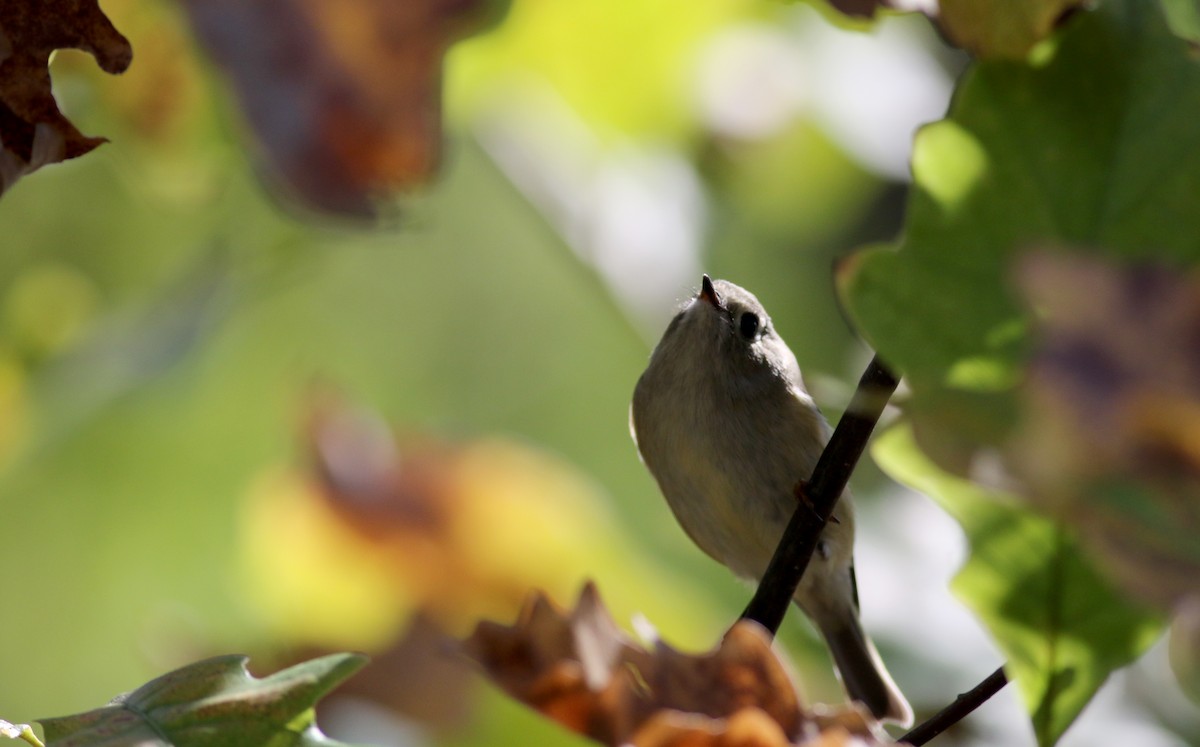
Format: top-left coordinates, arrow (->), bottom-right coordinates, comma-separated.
740,354 -> 900,634
899,666 -> 1009,745
735,352 -> 1010,743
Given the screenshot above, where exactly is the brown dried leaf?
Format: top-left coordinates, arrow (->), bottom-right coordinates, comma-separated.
0,0 -> 131,195
632,707 -> 792,747
1012,253 -> 1200,610
179,0 -> 495,217
462,584 -> 889,747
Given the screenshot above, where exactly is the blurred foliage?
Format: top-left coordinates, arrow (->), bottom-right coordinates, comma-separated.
180,0 -> 505,216
450,0 -> 758,145
2,0 -> 1198,746
40,653 -> 366,747
840,0 -> 1200,473
874,426 -> 1162,747
839,0 -> 1200,742
1013,255 -> 1200,614
0,0 -> 879,741
935,0 -> 1087,59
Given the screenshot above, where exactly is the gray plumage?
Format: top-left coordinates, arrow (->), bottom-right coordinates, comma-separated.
631,276 -> 911,726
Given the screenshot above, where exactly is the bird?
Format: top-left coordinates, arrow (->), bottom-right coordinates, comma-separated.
630,274 -> 912,725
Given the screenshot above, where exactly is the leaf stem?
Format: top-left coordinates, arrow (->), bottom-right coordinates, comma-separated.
899,666 -> 1009,745
739,354 -> 900,634
0,721 -> 45,747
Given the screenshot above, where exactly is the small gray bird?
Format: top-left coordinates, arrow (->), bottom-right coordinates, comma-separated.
631,275 -> 911,725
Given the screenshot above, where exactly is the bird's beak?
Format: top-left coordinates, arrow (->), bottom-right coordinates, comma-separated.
698,274 -> 721,307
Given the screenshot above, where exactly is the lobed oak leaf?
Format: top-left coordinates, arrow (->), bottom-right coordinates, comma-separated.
38,653 -> 365,747
179,0 -> 499,217
0,0 -> 131,196
462,584 -> 888,747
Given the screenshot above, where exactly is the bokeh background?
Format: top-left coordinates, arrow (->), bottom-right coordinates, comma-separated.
1,0 -> 1198,745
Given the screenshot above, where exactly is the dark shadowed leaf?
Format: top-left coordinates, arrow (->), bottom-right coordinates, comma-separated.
39,653 -> 367,747
179,0 -> 501,217
0,0 -> 131,195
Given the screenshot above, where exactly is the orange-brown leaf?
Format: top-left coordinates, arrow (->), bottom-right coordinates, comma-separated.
462,584 -> 888,747
0,0 -> 131,195
179,0 -> 496,216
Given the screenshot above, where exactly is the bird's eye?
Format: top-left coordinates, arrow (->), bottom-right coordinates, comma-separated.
738,312 -> 760,340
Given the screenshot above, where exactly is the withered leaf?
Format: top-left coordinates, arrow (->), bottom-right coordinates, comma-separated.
0,0 -> 131,195
180,0 -> 497,217
1013,253 -> 1200,611
462,583 -> 887,747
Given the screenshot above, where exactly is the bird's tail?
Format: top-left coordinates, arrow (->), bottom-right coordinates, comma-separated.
821,616 -> 913,727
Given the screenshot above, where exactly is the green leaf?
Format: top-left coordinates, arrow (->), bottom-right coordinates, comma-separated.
39,653 -> 367,747
839,0 -> 1200,473
1161,0 -> 1200,42
873,425 -> 1162,746
939,0 -> 1088,59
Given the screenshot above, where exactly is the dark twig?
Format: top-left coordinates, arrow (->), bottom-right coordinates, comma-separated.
899,666 -> 1009,745
740,354 -> 900,634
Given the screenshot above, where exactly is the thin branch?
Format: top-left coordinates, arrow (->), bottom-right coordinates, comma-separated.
740,354 -> 900,634
899,666 -> 1009,745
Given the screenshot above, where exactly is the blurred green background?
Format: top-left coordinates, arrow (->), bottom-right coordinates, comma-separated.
2,0 -> 1197,745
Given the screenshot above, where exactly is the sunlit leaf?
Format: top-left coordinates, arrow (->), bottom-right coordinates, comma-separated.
1161,0 -> 1200,43
462,583 -> 885,747
839,0 -> 1200,476
874,425 -> 1162,746
0,0 -> 132,195
449,0 -> 755,144
39,653 -> 367,747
